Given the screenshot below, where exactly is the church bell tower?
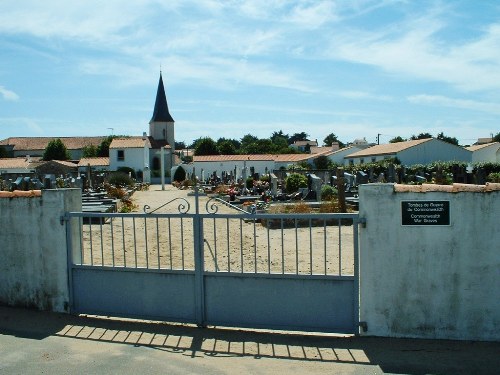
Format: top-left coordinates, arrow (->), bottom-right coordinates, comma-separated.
149,72 -> 175,151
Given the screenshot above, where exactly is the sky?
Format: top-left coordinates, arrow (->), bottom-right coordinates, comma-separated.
0,0 -> 499,147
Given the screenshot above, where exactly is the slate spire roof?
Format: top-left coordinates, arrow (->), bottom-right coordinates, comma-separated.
150,72 -> 174,123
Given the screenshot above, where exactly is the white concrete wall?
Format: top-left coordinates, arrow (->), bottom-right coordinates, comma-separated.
359,183 -> 499,341
0,189 -> 81,312
471,143 -> 500,163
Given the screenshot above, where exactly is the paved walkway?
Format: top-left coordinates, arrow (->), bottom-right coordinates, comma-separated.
0,306 -> 498,374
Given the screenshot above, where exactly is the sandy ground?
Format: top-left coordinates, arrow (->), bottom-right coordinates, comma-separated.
78,185 -> 355,275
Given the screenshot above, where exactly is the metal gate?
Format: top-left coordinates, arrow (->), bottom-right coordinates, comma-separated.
65,189 -> 360,334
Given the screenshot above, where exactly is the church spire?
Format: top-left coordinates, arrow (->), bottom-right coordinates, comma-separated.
150,72 -> 174,123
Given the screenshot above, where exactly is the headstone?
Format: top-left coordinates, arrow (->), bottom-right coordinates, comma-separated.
270,173 -> 278,196
377,173 -> 385,183
308,174 -> 322,201
356,171 -> 368,185
388,164 -> 395,183
344,172 -> 354,188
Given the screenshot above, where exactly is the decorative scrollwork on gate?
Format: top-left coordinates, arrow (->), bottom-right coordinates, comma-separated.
205,197 -> 220,214
143,197 -> 191,214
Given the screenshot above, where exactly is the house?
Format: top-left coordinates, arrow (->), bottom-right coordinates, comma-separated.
0,136 -> 106,160
344,138 -> 472,165
0,158 -> 33,177
77,157 -> 110,174
323,145 -> 370,165
466,142 -> 500,163
290,140 -> 318,152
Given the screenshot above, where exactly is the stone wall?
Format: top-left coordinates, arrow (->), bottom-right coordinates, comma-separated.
0,189 -> 81,312
359,183 -> 500,341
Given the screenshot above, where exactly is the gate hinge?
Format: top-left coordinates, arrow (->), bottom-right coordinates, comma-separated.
359,321 -> 368,332
359,217 -> 367,228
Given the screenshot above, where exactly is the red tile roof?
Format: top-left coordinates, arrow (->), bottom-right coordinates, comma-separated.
0,137 -> 106,151
346,139 -> 432,158
78,157 -> 110,167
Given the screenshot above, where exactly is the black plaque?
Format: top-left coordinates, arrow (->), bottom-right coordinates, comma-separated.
401,200 -> 450,226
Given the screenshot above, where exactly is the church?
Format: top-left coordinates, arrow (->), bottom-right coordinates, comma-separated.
0,73 -> 177,182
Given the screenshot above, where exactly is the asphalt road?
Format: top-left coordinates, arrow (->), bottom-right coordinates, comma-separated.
0,306 -> 498,375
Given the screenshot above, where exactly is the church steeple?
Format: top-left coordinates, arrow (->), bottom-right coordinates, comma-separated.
150,72 -> 174,123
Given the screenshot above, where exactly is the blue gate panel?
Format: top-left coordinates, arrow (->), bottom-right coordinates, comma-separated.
204,274 -> 356,333
72,268 -> 196,323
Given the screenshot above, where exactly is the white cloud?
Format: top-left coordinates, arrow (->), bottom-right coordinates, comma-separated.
339,91 -> 393,101
0,86 -> 19,101
408,94 -> 500,115
326,6 -> 500,92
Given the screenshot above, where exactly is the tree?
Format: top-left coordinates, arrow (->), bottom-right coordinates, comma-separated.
216,137 -> 240,154
313,155 -> 333,170
323,133 -> 345,148
217,140 -> 237,155
240,134 -> 259,149
288,132 -> 309,145
97,136 -> 115,157
0,147 -> 8,158
389,136 -> 406,143
271,130 -> 289,145
492,132 -> 500,142
43,139 -> 71,161
82,144 -> 98,158
436,132 -> 459,146
194,137 -> 219,156
175,141 -> 186,150
410,132 -> 432,140
240,138 -> 275,154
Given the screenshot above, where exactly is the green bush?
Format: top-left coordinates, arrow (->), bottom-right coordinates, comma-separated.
173,166 -> 186,182
108,172 -> 134,187
487,172 -> 500,183
117,166 -> 136,179
285,173 -> 308,193
320,184 -> 338,200
246,177 -> 254,189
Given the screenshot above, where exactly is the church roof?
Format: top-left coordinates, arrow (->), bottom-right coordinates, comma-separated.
150,73 -> 174,123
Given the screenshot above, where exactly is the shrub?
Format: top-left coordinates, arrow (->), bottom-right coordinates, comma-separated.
320,184 -> 337,200
487,172 -> 500,183
117,166 -> 136,179
108,172 -> 134,187
119,198 -> 138,213
246,177 -> 254,189
173,166 -> 186,182
319,200 -> 341,213
285,173 -> 307,193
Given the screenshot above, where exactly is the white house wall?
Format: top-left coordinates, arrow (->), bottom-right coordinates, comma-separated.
109,148 -> 146,173
471,144 -> 500,163
398,139 -> 471,165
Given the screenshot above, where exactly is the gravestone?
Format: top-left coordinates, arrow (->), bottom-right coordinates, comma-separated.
270,173 -> 278,196
356,171 -> 368,185
344,172 -> 354,189
308,174 -> 322,201
388,164 -> 395,183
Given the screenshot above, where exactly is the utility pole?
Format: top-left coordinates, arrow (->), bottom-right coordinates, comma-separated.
377,133 -> 381,145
